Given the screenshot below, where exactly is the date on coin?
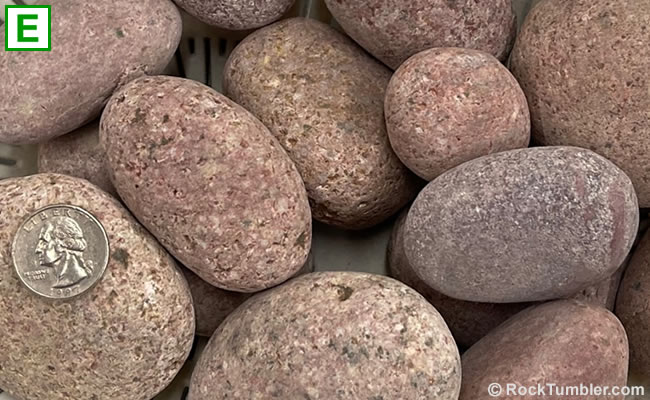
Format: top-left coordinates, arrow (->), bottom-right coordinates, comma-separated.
11,205 -> 109,300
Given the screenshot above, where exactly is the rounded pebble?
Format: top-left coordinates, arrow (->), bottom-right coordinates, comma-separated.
0,0 -> 181,144
510,0 -> 650,206
404,146 -> 639,303
385,47 -> 530,181
460,300 -> 629,400
616,229 -> 650,378
324,0 -> 516,69
388,209 -> 530,349
224,18 -> 421,230
0,174 -> 194,400
189,272 -> 461,400
101,76 -> 312,293
184,252 -> 314,337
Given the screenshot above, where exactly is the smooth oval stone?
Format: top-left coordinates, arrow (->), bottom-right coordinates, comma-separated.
224,18 -> 421,230
324,0 -> 516,69
404,146 -> 639,303
0,173 -> 194,400
460,300 -> 629,400
189,272 -> 461,400
511,0 -> 650,207
390,208 -> 627,348
388,209 -> 531,349
38,121 -> 117,197
0,0 -> 181,144
101,76 -> 312,293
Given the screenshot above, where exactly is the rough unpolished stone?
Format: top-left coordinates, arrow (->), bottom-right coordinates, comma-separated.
224,18 -> 421,230
511,0 -> 650,206
184,252 -> 314,337
324,0 -> 516,69
189,272 -> 461,400
101,76 -> 312,292
616,230 -> 650,378
386,47 -> 530,181
0,0 -> 181,144
460,300 -> 629,400
0,173 -> 194,400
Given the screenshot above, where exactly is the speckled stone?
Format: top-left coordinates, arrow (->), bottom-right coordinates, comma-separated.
388,209 -> 530,349
390,208 -> 626,348
460,300 -> 629,400
0,173 -> 195,400
189,271 -> 461,400
324,0 -> 516,69
184,252 -> 314,337
404,146 -> 639,303
616,230 -> 650,378
38,121 -> 117,197
224,18 -> 421,230
385,47 -> 530,181
100,76 -> 312,293
174,0 -> 295,30
511,0 -> 650,207
0,0 -> 181,145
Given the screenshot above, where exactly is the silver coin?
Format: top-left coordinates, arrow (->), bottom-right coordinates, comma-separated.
11,204 -> 110,300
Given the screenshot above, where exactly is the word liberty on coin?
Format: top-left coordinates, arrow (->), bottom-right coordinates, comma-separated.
11,204 -> 109,300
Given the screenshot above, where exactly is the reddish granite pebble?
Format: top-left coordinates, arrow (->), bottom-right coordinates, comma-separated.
388,210 -> 530,349
101,76 -> 312,293
616,230 -> 650,378
0,0 -> 181,144
404,147 -> 639,303
460,300 -> 629,400
324,0 -> 516,69
390,209 -> 626,348
184,252 -> 314,337
0,174 -> 194,400
386,47 -> 530,181
190,272 -> 461,400
174,0 -> 295,30
38,121 -> 117,197
511,0 -> 650,206
224,18 -> 421,229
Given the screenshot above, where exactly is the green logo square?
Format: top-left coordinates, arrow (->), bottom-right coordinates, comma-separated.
4,5 -> 52,52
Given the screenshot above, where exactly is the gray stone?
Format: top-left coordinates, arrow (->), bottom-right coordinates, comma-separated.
404,146 -> 638,303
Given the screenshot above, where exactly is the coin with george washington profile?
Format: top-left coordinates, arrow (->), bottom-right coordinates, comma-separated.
11,204 -> 109,300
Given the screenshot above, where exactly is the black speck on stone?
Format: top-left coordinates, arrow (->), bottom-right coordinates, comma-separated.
112,248 -> 130,267
335,284 -> 354,301
132,108 -> 146,124
115,28 -> 125,38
